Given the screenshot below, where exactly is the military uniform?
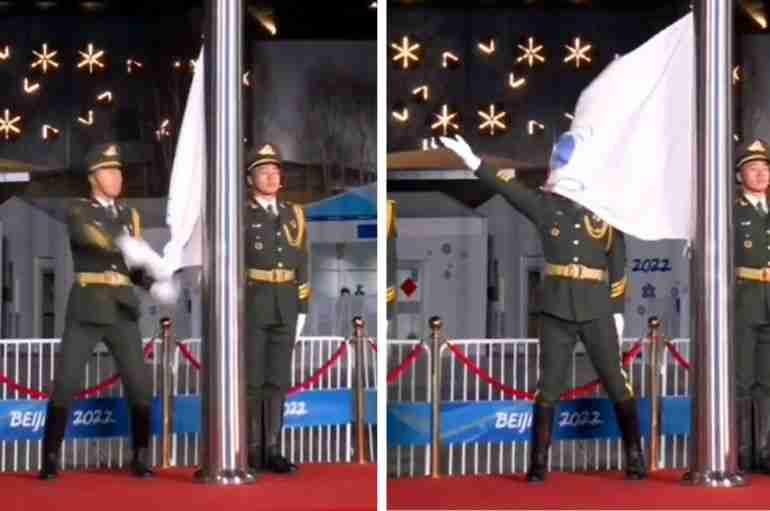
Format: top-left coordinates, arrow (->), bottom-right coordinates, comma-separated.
475,160 -> 645,482
386,200 -> 398,326
243,143 -> 310,473
40,144 -> 154,480
733,138 -> 770,472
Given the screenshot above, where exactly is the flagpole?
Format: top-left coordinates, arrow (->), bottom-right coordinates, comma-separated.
685,0 -> 745,487
195,0 -> 254,485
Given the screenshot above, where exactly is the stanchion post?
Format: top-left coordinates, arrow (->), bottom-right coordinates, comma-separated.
429,316 -> 444,479
159,317 -> 174,468
647,316 -> 662,472
352,316 -> 367,464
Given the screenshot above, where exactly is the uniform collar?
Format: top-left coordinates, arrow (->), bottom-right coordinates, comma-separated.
92,195 -> 116,208
743,192 -> 767,211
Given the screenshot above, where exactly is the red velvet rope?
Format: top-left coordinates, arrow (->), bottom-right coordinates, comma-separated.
446,338 -> 645,401
0,341 -> 156,400
664,340 -> 691,370
387,343 -> 426,384
286,342 -> 349,396
176,342 -> 202,370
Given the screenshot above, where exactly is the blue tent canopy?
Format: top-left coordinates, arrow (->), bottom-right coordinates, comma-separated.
305,184 -> 376,221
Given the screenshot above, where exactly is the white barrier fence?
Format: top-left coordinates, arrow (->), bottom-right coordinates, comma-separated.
0,335 -> 376,472
387,337 -> 691,478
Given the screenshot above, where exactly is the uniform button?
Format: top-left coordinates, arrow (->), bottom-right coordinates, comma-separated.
277,232 -> 282,237
574,223 -> 580,228
573,257 -> 580,262
277,247 -> 283,252
573,240 -> 580,245
111,264 -> 117,269
277,262 -> 284,268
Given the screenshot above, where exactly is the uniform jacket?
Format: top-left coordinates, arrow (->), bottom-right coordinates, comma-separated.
66,197 -> 143,325
244,198 -> 310,326
476,161 -> 626,322
735,193 -> 770,325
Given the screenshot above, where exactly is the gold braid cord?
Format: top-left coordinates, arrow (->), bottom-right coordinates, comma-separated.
130,208 -> 142,239
283,204 -> 306,248
387,200 -> 397,238
583,214 -> 614,251
610,276 -> 627,298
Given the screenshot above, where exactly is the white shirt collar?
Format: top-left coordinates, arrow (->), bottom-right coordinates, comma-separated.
743,192 -> 767,210
255,196 -> 277,211
93,196 -> 115,208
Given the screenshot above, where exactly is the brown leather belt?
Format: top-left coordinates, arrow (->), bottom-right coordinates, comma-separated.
76,271 -> 132,287
247,268 -> 296,283
544,263 -> 608,282
737,266 -> 770,283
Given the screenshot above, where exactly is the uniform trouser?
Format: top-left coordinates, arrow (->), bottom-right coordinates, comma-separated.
735,321 -> 770,467
45,312 -> 153,455
535,313 -> 633,405
244,322 -> 296,460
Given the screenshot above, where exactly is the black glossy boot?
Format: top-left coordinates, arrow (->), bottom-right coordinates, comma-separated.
526,403 -> 554,483
130,405 -> 155,478
615,399 -> 647,480
38,403 -> 69,481
264,397 -> 297,474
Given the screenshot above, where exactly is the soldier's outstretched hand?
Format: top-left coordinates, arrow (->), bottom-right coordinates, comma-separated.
440,135 -> 481,171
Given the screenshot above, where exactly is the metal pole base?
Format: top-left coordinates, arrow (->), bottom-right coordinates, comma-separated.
193,468 -> 257,486
682,470 -> 747,488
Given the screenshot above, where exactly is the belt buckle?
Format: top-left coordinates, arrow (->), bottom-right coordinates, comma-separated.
105,271 -> 119,285
566,263 -> 582,279
762,268 -> 770,283
271,269 -> 279,283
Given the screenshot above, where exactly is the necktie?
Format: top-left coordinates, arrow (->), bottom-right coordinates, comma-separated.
108,204 -> 118,218
759,201 -> 767,217
267,203 -> 277,217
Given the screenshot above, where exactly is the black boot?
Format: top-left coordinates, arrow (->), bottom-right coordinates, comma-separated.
615,399 -> 647,480
246,400 -> 263,473
754,397 -> 770,473
264,396 -> 297,474
130,405 -> 155,478
737,398 -> 754,473
38,403 -> 69,481
526,403 -> 554,483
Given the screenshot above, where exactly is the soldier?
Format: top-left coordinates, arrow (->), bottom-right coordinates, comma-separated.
386,199 -> 397,333
734,138 -> 770,473
243,143 -> 309,474
442,134 -> 645,482
39,144 -> 157,480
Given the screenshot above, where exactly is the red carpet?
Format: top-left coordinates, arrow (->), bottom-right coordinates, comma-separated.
2,464 -> 375,511
388,470 -> 770,510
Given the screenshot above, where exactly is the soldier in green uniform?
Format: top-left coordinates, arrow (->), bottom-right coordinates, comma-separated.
733,138 -> 770,473
243,143 -> 310,474
443,134 -> 645,483
386,199 -> 397,332
39,144 -> 155,480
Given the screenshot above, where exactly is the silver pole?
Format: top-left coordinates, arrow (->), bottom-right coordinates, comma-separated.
685,0 -> 745,487
196,0 -> 255,485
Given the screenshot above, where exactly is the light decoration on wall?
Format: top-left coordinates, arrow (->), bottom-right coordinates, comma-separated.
77,110 -> 94,126
442,51 -> 459,68
431,104 -> 459,136
421,137 -> 438,151
733,65 -> 741,84
508,71 -> 525,89
527,120 -> 545,135
478,104 -> 507,135
243,71 -> 251,86
564,37 -> 592,68
31,43 -> 59,73
41,124 -> 59,141
412,85 -> 429,102
126,59 -> 143,73
23,78 -> 40,94
173,60 -> 183,69
391,36 -> 421,69
478,39 -> 496,55
77,43 -> 105,74
96,91 -> 113,104
0,109 -> 21,139
155,119 -> 171,140
392,107 -> 409,122
516,37 -> 545,67
0,45 -> 9,61
189,59 -> 197,73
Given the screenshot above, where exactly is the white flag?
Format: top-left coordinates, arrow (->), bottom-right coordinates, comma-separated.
545,14 -> 694,241
164,48 -> 205,271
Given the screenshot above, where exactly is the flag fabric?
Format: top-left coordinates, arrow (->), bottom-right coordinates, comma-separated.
163,47 -> 205,271
544,14 -> 694,241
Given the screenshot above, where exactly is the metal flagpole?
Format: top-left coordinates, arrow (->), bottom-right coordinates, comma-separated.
685,0 -> 745,487
196,0 -> 255,485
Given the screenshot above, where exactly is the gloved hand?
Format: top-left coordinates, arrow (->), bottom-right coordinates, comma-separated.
296,313 -> 307,338
150,278 -> 180,305
440,134 -> 481,171
115,234 -> 157,270
613,313 -> 625,344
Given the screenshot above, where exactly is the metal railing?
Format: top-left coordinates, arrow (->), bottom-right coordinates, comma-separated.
387,320 -> 691,478
0,321 -> 377,472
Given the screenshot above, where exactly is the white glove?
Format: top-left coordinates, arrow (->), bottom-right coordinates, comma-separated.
115,235 -> 157,270
149,278 -> 180,305
440,134 -> 481,171
296,313 -> 307,338
613,313 -> 624,344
